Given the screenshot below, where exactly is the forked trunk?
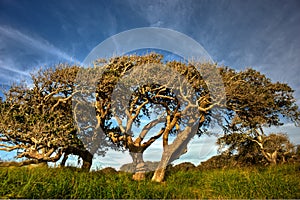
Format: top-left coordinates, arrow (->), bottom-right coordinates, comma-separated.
152,123 -> 196,182
269,151 -> 277,165
262,150 -> 277,165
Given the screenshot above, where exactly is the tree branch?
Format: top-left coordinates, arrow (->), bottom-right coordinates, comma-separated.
134,118 -> 164,145
142,129 -> 164,148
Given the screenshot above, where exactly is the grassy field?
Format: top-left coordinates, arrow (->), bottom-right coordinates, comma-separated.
0,164 -> 299,199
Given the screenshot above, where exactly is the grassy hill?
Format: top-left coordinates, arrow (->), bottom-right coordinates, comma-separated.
0,164 -> 299,199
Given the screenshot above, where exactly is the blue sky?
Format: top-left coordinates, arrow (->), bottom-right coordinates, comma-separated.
0,0 -> 300,169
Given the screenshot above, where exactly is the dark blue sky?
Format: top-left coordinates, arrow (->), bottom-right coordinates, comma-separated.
0,0 -> 299,92
0,0 -> 300,165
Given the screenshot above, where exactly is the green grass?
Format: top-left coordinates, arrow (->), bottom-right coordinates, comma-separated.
0,164 -> 299,199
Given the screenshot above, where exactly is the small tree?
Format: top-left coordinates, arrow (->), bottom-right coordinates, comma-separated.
217,132 -> 296,165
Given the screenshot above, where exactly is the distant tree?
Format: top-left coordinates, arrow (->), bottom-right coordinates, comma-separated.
197,154 -> 236,170
223,67 -> 299,129
216,67 -> 300,166
217,132 -> 296,165
296,145 -> 300,155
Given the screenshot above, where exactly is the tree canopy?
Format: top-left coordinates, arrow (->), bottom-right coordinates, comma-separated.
0,53 -> 299,182
0,65 -> 100,169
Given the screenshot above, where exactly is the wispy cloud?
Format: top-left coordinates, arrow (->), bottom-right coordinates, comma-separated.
0,26 -> 81,64
0,25 -> 83,88
0,58 -> 30,77
172,135 -> 219,166
265,123 -> 300,144
127,0 -> 194,30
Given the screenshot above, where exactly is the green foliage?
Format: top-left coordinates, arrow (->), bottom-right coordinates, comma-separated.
0,164 -> 299,199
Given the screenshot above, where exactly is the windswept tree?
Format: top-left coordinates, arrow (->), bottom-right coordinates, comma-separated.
216,68 -> 300,165
76,54 -> 225,181
1,53 -> 299,183
0,65 -> 109,169
74,53 -> 299,182
75,54 -> 188,180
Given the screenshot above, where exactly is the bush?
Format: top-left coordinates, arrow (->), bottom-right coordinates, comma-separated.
100,167 -> 118,174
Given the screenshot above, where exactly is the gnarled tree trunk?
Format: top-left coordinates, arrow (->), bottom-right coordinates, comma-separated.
62,146 -> 93,171
262,150 -> 277,165
152,124 -> 194,182
130,152 -> 146,181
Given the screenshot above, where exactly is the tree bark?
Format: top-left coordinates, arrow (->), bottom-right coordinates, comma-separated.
64,146 -> 93,171
152,123 -> 196,182
60,152 -> 69,167
261,150 -> 277,165
81,151 -> 93,170
270,151 -> 277,165
151,148 -> 172,182
130,152 -> 146,181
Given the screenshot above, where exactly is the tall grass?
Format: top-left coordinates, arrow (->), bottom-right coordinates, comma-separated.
0,164 -> 299,199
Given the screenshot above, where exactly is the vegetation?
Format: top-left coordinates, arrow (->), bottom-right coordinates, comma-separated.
0,53 -> 299,182
0,65 -> 96,170
0,164 -> 299,199
217,132 -> 298,166
79,54 -> 300,182
218,68 -> 300,167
